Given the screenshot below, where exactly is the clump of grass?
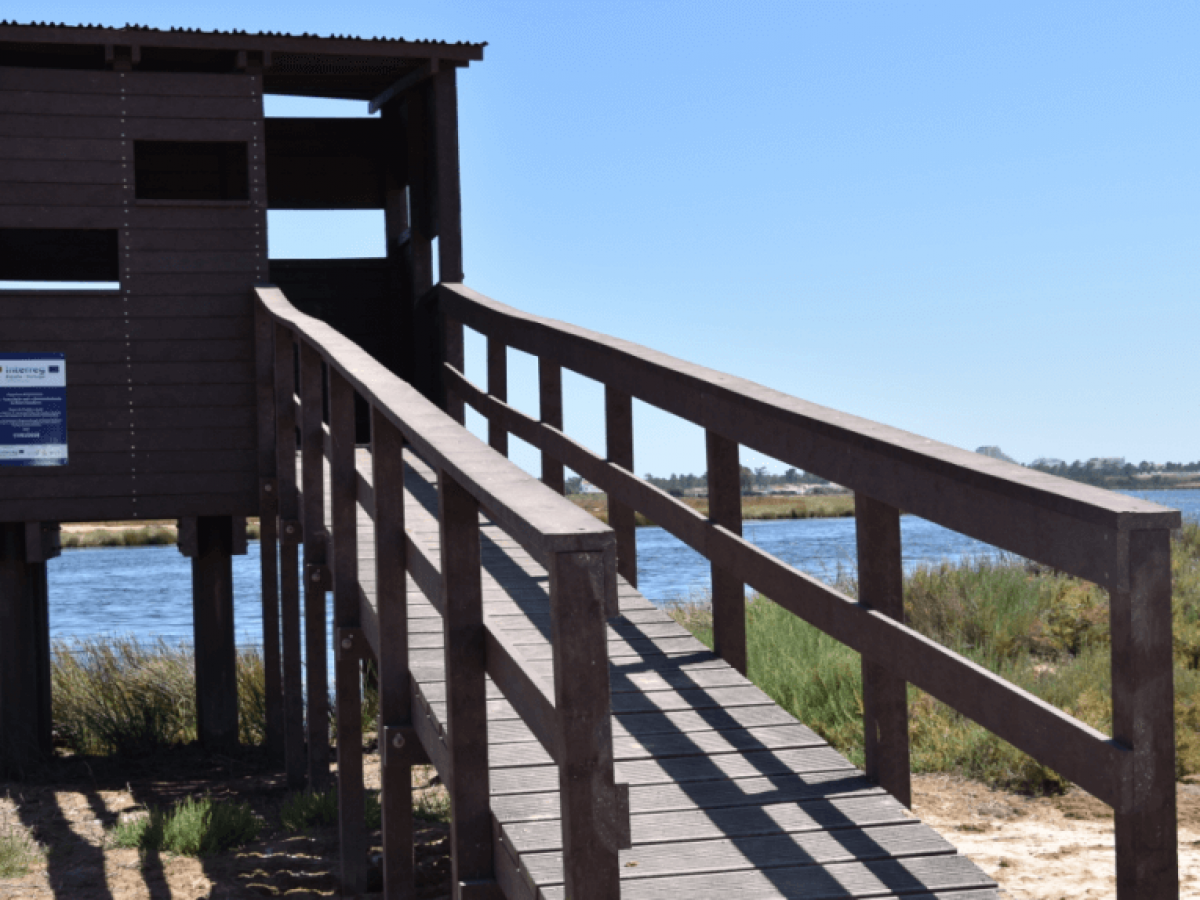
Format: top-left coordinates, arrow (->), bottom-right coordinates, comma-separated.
281,786 -> 383,832
112,795 -> 259,856
668,520 -> 1200,795
61,525 -> 177,548
52,638 -> 268,755
0,823 -> 42,877
568,492 -> 856,527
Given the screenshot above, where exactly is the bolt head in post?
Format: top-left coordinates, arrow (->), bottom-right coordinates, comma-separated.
311,570 -> 321,583
341,636 -> 353,650
391,732 -> 405,750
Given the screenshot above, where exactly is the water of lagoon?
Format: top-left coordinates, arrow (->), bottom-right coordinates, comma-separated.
46,488 -> 1200,649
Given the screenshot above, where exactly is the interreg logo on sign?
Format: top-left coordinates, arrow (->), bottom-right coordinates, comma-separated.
0,353 -> 68,467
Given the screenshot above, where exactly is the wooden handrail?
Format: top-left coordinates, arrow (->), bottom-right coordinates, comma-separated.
439,283 -> 1178,589
439,280 -> 1181,897
255,285 -> 630,900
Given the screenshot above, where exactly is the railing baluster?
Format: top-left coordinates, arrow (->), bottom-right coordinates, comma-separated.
605,386 -> 636,592
255,303 -> 284,761
329,370 -> 365,894
855,494 -> 911,807
444,315 -> 465,425
1112,527 -> 1177,897
300,340 -> 331,790
373,409 -> 416,900
538,359 -> 564,493
486,336 -> 508,456
706,431 -> 746,674
550,549 -> 627,900
438,474 -> 497,897
274,324 -> 306,788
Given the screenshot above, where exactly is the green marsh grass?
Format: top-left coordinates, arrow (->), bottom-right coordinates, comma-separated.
111,795 -> 259,856
52,638 -> 269,754
0,823 -> 41,877
280,786 -> 386,832
668,518 -> 1200,795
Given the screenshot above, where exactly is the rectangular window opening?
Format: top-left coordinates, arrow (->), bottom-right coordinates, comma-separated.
134,141 -> 249,201
0,228 -> 120,288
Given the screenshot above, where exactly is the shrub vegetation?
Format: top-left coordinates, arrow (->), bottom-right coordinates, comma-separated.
669,518 -> 1200,795
111,795 -> 259,856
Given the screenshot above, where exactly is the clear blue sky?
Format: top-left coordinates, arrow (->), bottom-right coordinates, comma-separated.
12,1 -> 1199,478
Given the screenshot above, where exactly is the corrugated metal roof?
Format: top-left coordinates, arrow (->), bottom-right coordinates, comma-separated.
0,20 -> 486,49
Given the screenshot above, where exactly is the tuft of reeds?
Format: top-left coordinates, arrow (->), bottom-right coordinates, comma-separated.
111,795 -> 259,856
60,525 -> 177,549
0,822 -> 42,878
51,638 -> 269,755
668,519 -> 1200,794
280,786 -> 384,832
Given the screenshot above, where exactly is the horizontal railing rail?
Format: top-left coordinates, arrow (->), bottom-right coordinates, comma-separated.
255,286 -> 630,900
437,281 -> 1181,899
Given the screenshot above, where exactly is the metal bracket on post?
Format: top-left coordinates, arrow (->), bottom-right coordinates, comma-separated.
336,626 -> 365,662
280,518 -> 302,546
380,724 -> 419,767
305,563 -> 330,591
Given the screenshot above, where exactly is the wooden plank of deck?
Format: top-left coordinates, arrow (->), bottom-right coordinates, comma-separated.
346,448 -> 999,900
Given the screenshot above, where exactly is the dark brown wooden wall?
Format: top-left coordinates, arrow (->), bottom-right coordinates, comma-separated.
0,66 -> 266,522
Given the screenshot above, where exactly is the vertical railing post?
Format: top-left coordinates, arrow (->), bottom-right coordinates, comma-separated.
373,410 -> 416,900
443,313 -> 465,425
706,431 -> 746,674
330,370 -> 365,894
486,336 -> 508,456
1112,528 -> 1178,898
191,516 -> 238,750
274,325 -> 306,787
855,494 -> 911,808
300,341 -> 331,790
538,360 -> 564,494
254,301 -> 284,761
438,474 -> 497,899
605,386 -> 636,592
549,548 -> 628,900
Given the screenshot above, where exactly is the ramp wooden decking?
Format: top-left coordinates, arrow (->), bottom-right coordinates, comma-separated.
355,450 -> 999,900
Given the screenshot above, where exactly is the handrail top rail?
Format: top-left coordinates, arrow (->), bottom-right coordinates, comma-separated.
440,283 -> 1181,536
256,286 -> 614,557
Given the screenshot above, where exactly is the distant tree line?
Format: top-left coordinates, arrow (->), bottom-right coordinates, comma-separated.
1027,459 -> 1200,489
564,467 -> 828,496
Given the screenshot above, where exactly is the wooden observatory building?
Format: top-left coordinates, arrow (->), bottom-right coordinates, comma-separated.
0,21 -> 484,768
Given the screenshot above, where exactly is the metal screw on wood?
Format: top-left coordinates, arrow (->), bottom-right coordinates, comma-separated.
285,525 -> 295,534
391,732 -> 405,749
341,636 -> 353,650
311,571 -> 321,583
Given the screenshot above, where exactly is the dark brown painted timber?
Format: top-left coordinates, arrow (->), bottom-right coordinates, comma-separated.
191,516 -> 237,749
706,430 -> 745,675
538,359 -> 564,493
439,283 -> 1180,897
486,336 -> 508,456
329,369 -> 366,894
605,385 -> 636,591
0,523 -> 51,774
856,495 -> 910,808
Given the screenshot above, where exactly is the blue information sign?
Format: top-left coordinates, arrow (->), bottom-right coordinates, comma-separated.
0,353 -> 68,467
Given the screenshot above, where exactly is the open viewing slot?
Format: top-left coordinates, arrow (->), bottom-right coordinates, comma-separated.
134,141 -> 250,201
0,228 -> 120,289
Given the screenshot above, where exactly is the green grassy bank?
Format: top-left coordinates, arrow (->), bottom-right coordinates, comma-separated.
669,517 -> 1200,795
570,491 -> 855,526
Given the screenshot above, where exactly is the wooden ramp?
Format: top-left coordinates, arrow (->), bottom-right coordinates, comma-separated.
356,449 -> 1000,900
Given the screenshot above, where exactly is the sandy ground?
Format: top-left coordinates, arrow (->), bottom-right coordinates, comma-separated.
2,756 -> 1199,899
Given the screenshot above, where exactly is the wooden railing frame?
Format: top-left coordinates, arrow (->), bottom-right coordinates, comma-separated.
437,281 -> 1181,899
255,286 -> 630,900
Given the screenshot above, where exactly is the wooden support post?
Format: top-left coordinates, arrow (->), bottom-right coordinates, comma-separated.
275,324 -> 306,787
486,337 -> 508,456
330,370 -> 365,894
255,302 -> 284,761
706,432 -> 746,674
443,314 -> 465,425
605,386 -> 636,589
438,475 -> 498,899
549,549 -> 627,900
431,65 -> 464,284
1112,528 -> 1178,898
538,360 -> 564,493
404,85 -> 438,407
855,494 -> 911,808
373,409 -> 416,900
192,516 -> 238,750
0,523 -> 51,774
300,341 -> 331,790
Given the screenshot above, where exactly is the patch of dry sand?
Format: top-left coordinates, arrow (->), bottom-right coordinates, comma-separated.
911,774 -> 1200,899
